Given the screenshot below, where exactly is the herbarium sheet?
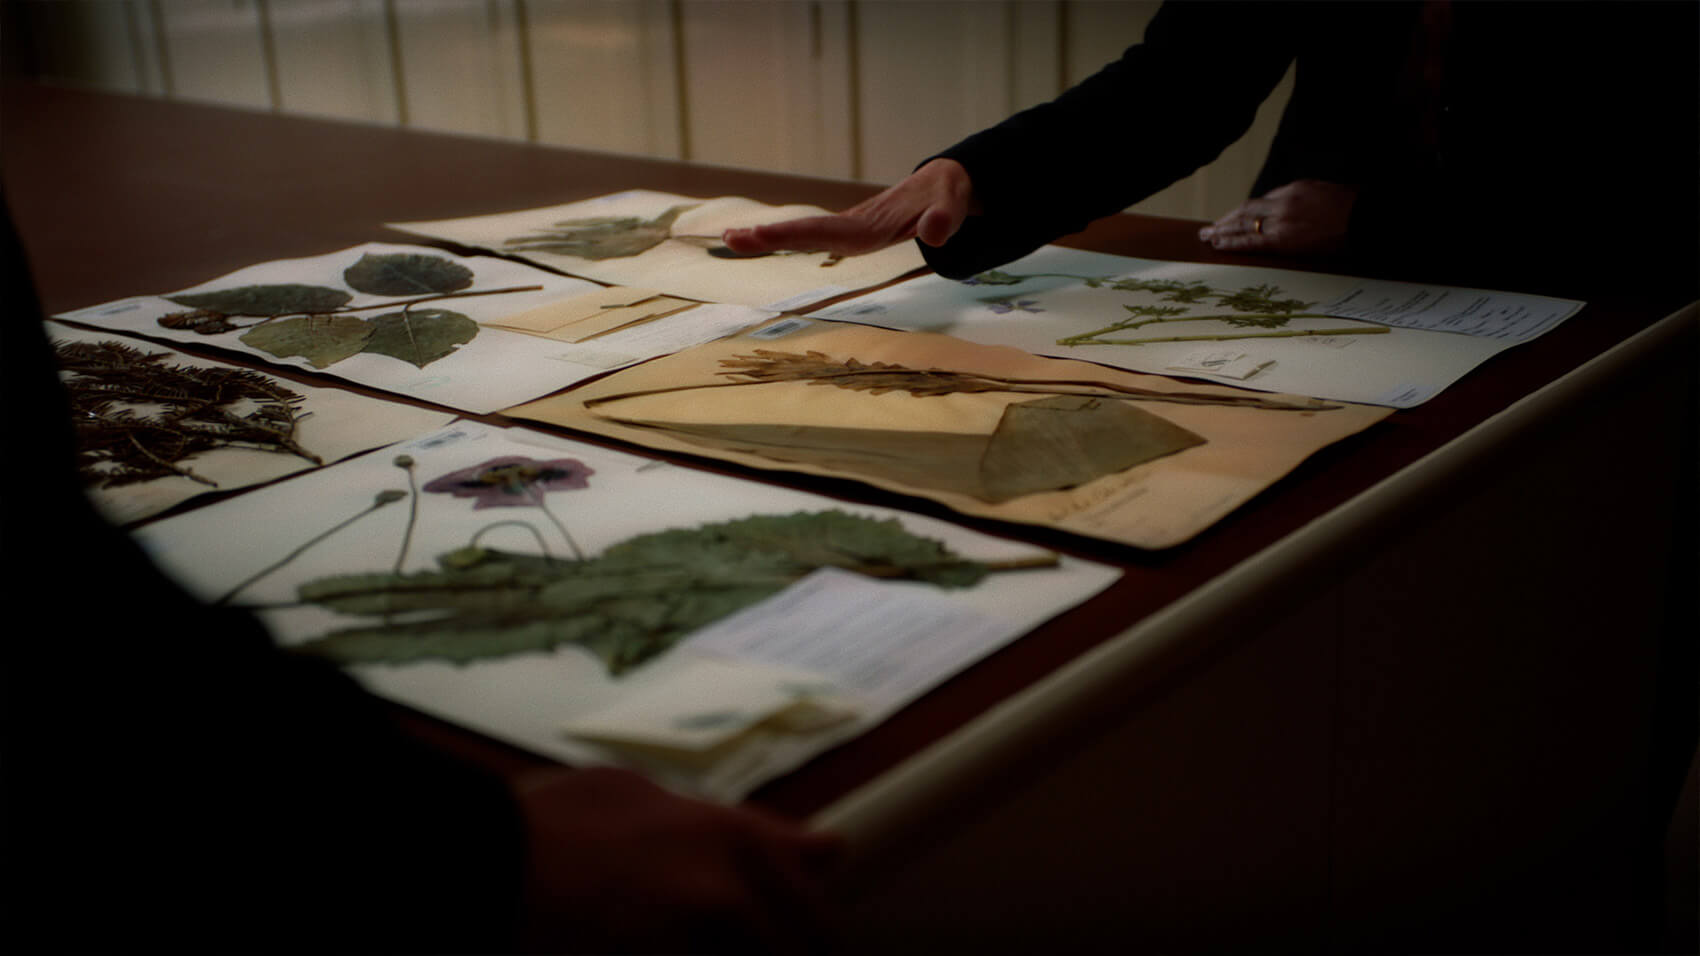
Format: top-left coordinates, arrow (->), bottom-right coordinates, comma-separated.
54,243 -> 774,414
808,245 -> 1585,407
505,318 -> 1394,550
389,190 -> 927,311
50,322 -> 453,525
135,421 -> 1118,800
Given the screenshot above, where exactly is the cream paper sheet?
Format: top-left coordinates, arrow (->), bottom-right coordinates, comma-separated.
504,317 -> 1393,550
389,190 -> 927,311
808,245 -> 1584,407
53,243 -> 771,414
133,421 -> 1119,801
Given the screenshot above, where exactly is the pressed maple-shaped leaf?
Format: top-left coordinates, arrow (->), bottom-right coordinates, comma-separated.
240,314 -> 374,368
502,204 -> 696,260
167,283 -> 353,317
343,252 -> 475,297
360,309 -> 478,368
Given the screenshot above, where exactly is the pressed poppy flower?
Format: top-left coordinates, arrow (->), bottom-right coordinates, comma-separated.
425,456 -> 594,559
423,456 -> 594,509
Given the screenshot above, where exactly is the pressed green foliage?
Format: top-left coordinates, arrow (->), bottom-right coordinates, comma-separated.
343,252 -> 475,297
978,395 -> 1205,501
168,283 -> 352,317
966,271 -> 1387,347
361,309 -> 478,367
294,510 -> 988,674
240,314 -> 374,368
503,204 -> 696,260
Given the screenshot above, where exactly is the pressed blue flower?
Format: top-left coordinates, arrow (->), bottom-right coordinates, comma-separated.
987,298 -> 1045,315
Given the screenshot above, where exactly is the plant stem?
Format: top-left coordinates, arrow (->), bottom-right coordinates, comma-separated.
220,284 -> 543,326
1077,326 -> 1392,346
528,485 -> 586,560
215,493 -> 401,605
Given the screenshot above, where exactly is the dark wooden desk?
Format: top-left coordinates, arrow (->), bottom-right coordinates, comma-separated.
5,82 -> 1693,952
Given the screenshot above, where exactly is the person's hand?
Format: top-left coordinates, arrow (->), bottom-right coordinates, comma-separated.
513,766 -> 845,954
1198,179 -> 1359,255
722,158 -> 976,258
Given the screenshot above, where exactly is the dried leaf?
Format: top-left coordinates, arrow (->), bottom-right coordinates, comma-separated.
157,309 -> 240,335
360,309 -> 478,368
502,204 -> 696,260
342,252 -> 474,297
239,314 -> 374,368
294,510 -> 989,673
978,395 -> 1205,501
167,283 -> 352,317
607,396 -> 1207,503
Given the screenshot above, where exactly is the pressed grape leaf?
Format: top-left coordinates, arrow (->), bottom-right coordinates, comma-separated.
343,252 -> 474,297
167,283 -> 352,317
240,314 -> 374,368
360,309 -> 478,368
502,204 -> 696,260
293,510 -> 989,673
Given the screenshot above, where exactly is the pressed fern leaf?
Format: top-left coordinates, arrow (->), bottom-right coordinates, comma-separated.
584,349 -> 1339,412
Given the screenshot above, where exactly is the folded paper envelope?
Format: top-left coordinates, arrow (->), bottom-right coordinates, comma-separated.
485,285 -> 698,343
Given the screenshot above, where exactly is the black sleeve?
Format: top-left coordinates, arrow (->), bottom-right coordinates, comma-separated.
922,0 -> 1300,278
1,202 -> 527,954
1339,0 -> 1699,301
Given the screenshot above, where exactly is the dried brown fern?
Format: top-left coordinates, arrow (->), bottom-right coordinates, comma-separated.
584,349 -> 1340,412
57,339 -> 322,489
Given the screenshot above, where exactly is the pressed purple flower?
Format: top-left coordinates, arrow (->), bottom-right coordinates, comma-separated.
424,456 -> 594,509
987,298 -> 1045,315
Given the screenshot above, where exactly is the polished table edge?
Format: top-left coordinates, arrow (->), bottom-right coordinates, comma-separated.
811,301 -> 1699,854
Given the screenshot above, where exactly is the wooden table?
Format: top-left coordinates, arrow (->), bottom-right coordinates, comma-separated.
5,82 -> 1693,952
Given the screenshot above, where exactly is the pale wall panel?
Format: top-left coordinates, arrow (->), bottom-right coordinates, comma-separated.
855,1 -> 1021,185
1010,0 -> 1063,112
391,0 -> 528,139
155,0 -> 272,108
267,0 -> 399,124
680,0 -> 854,179
527,0 -> 681,159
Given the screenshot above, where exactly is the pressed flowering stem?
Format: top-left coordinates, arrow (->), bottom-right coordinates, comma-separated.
216,490 -> 404,605
1074,325 -> 1391,347
472,520 -> 555,558
527,485 -> 586,561
393,456 -> 420,575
